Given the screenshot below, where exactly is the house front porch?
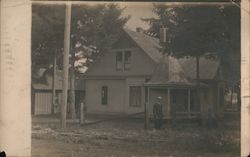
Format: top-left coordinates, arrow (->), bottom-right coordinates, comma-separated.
145,85 -> 205,120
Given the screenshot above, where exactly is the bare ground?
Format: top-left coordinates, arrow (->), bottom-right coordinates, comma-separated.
31,115 -> 240,157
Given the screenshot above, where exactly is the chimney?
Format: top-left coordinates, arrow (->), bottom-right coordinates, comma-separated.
159,27 -> 167,43
136,27 -> 144,33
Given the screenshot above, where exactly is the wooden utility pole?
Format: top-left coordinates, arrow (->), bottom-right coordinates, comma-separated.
61,3 -> 72,129
51,50 -> 57,115
69,52 -> 76,119
80,101 -> 85,125
144,87 -> 150,129
196,56 -> 203,125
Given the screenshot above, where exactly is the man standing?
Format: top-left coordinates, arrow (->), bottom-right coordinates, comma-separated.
153,96 -> 163,129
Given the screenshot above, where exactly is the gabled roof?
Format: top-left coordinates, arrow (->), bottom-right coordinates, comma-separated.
123,29 -> 220,80
32,71 -> 84,90
124,28 -> 162,63
85,28 -> 221,83
146,55 -> 197,87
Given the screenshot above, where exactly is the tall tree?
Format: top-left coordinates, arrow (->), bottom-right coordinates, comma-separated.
32,4 -> 65,71
143,3 -> 240,86
32,3 -> 129,119
143,4 -> 240,116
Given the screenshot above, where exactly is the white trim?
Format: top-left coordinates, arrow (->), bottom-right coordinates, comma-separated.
114,49 -> 132,71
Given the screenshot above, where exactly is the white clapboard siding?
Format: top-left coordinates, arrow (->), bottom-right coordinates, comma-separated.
35,93 -> 52,115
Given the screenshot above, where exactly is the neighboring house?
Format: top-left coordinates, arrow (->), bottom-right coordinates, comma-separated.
32,71 -> 85,115
83,28 -> 225,119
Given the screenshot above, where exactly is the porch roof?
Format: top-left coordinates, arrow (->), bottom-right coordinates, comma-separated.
144,81 -> 208,88
145,55 -> 208,88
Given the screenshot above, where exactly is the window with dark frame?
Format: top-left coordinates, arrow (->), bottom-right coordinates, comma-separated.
101,86 -> 108,105
55,92 -> 59,104
116,51 -> 123,70
115,50 -> 131,71
129,86 -> 141,107
124,51 -> 131,70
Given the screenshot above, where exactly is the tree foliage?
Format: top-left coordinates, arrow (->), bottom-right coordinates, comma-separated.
143,3 -> 240,85
32,3 -> 129,118
71,3 -> 129,73
32,3 -> 129,77
32,4 -> 65,77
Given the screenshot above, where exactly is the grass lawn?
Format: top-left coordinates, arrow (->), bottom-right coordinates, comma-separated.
32,115 -> 240,157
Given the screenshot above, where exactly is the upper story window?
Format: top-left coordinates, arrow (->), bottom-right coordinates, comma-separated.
116,50 -> 131,71
124,51 -> 131,70
116,51 -> 123,70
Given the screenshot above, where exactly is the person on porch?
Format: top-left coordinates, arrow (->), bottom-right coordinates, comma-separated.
153,96 -> 163,129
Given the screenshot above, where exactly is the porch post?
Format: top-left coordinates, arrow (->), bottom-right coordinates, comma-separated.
51,53 -> 57,115
144,87 -> 150,129
188,88 -> 191,118
167,88 -> 171,118
216,86 -> 220,117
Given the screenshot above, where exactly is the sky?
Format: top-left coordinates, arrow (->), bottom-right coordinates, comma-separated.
34,1 -> 157,31
118,2 -> 157,31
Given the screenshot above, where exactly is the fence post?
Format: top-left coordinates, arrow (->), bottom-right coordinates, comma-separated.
80,102 -> 85,125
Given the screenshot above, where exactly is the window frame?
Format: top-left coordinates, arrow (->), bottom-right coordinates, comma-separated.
129,86 -> 142,107
124,50 -> 131,70
116,51 -> 123,71
101,86 -> 108,105
115,49 -> 132,71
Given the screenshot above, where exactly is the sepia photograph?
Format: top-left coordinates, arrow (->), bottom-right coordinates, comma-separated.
1,0 -> 245,157
30,1 -> 241,157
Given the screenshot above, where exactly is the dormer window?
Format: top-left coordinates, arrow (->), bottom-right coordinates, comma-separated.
116,50 -> 131,71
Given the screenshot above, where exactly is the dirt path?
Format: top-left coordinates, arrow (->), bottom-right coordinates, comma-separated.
32,118 -> 240,157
